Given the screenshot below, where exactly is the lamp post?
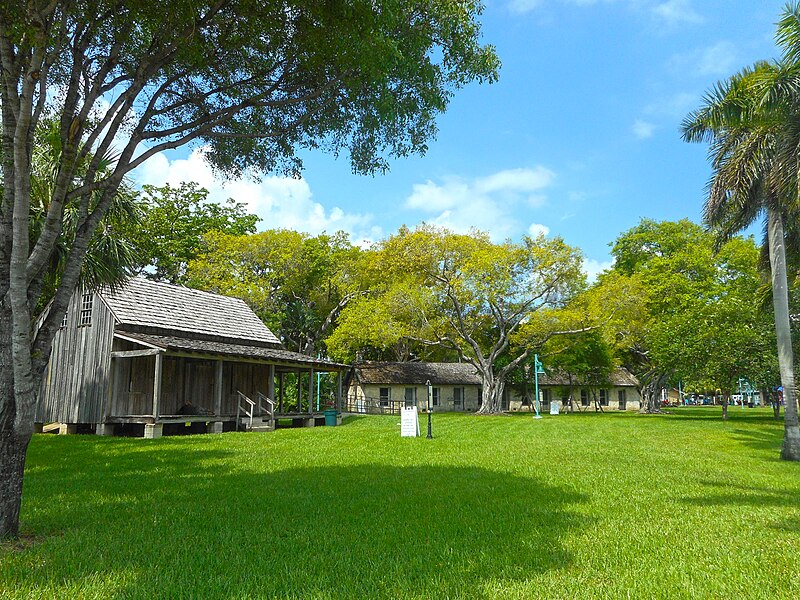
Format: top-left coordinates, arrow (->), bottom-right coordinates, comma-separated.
426,379 -> 433,439
533,354 -> 544,419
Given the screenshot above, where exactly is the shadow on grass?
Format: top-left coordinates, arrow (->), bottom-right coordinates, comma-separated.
678,479 -> 800,512
7,437 -> 588,599
729,427 -> 785,455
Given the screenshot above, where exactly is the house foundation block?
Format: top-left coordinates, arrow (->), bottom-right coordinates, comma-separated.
144,423 -> 163,439
96,423 -> 114,436
207,422 -> 224,434
59,423 -> 77,435
303,417 -> 316,428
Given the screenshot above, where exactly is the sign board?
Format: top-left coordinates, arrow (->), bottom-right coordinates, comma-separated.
550,400 -> 561,415
401,406 -> 420,437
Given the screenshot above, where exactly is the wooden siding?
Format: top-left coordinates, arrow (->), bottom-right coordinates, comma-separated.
37,290 -> 116,424
109,354 -> 278,418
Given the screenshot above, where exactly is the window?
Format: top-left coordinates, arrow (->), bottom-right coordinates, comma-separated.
432,388 -> 440,407
379,387 -> 390,407
453,387 -> 464,408
599,389 -> 609,406
60,310 -> 68,328
618,389 -> 627,410
79,293 -> 93,326
580,389 -> 589,406
541,388 -> 551,407
404,387 -> 416,407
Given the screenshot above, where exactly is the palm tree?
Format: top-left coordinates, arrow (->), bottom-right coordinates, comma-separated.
681,5 -> 800,461
27,119 -> 141,313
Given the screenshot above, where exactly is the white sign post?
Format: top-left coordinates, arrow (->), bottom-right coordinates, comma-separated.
401,406 -> 420,437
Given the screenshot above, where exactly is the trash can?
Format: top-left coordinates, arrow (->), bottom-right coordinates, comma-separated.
324,409 -> 338,426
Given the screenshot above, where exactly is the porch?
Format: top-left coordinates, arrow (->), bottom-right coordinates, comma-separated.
102,334 -> 345,438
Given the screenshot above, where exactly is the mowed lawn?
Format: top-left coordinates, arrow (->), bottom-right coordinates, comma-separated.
1,408 -> 799,599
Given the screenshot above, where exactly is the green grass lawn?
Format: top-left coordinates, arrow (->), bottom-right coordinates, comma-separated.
1,408 -> 799,599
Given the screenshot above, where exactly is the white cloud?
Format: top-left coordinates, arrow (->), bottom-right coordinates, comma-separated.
133,148 -> 382,244
583,257 -> 614,282
632,119 -> 656,139
668,41 -> 738,78
644,91 -> 698,120
528,223 -> 551,237
651,0 -> 703,26
404,167 -> 555,241
509,0 -> 544,13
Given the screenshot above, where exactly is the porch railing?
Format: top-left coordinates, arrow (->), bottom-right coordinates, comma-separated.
256,391 -> 274,421
236,391 -> 256,430
237,390 -> 276,430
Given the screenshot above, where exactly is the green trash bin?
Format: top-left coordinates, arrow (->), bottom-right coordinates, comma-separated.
324,409 -> 338,426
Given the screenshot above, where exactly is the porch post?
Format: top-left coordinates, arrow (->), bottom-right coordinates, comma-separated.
267,364 -> 276,402
214,359 -> 224,416
296,369 -> 302,412
278,371 -> 285,413
152,352 -> 163,419
308,368 -> 315,413
337,370 -> 343,412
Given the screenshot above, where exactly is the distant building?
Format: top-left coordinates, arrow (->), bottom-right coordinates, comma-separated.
508,367 -> 642,412
346,361 -> 482,413
346,361 -> 642,414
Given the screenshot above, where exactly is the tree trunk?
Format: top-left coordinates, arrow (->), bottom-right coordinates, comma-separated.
767,207 -> 800,461
0,425 -> 31,539
767,206 -> 800,461
476,373 -> 506,414
722,398 -> 728,421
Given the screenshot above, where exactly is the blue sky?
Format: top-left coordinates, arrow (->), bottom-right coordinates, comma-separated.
135,0 -> 783,278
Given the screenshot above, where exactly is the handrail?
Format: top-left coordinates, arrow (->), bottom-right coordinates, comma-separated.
256,392 -> 274,420
236,390 -> 256,430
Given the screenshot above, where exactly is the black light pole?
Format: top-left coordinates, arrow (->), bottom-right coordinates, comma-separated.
426,379 -> 433,439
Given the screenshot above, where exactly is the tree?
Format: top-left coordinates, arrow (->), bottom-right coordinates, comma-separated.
601,219 -> 777,415
681,2 -> 800,459
540,330 -> 615,412
327,225 -> 586,413
28,119 -> 141,311
0,1 -> 499,538
121,182 -> 258,283
186,229 -> 363,355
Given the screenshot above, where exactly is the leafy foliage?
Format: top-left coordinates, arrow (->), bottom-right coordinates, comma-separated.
121,182 -> 259,283
327,224 -> 586,412
187,229 -> 364,355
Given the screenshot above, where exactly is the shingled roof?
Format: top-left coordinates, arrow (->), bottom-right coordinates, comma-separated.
352,362 -> 482,386
101,278 -> 281,347
538,367 -> 640,388
116,332 -> 345,370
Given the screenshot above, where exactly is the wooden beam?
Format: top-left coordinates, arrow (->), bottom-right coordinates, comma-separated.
337,371 -> 343,411
278,371 -> 285,413
152,353 -> 163,419
308,368 -> 315,413
296,370 -> 302,412
111,348 -> 163,358
267,364 -> 275,402
214,359 -> 223,416
103,357 -> 116,422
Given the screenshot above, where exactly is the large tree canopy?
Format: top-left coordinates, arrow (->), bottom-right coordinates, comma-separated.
186,228 -> 364,356
599,219 -> 777,414
327,225 -> 586,414
0,0 -> 499,539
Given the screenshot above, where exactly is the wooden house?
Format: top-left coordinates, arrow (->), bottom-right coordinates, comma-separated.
345,362 -> 482,413
508,367 -> 642,412
36,278 -> 346,437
